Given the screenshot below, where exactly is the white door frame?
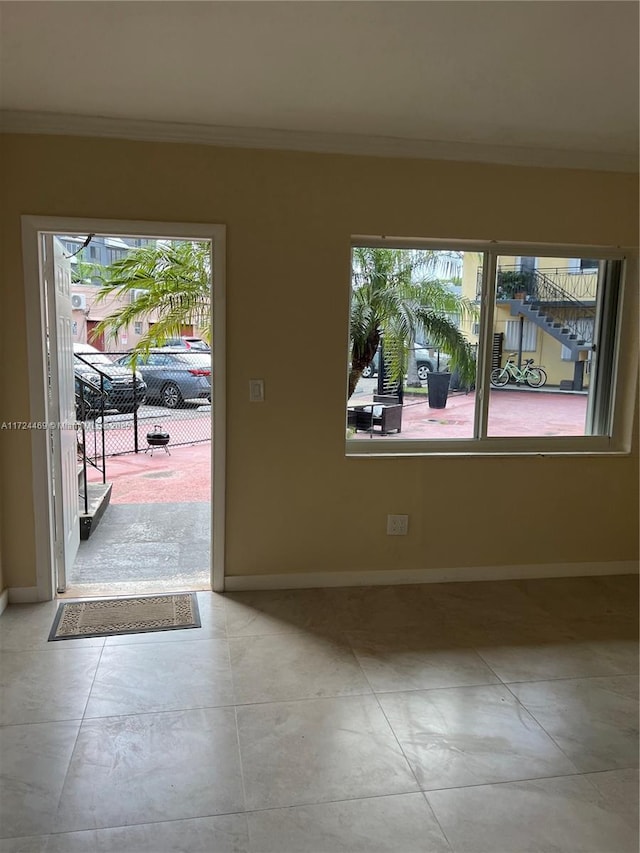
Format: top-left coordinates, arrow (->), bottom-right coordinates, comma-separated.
21,216 -> 226,599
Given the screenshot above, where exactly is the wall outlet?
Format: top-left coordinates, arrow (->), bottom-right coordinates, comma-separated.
387,514 -> 409,535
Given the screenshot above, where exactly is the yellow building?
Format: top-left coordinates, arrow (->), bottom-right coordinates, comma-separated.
461,253 -> 598,389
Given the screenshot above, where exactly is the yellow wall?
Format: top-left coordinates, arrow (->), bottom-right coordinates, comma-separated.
461,252 -> 597,386
0,134 -> 638,590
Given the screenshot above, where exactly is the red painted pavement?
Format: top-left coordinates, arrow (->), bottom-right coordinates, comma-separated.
88,442 -> 211,504
351,389 -> 588,440
89,390 -> 586,502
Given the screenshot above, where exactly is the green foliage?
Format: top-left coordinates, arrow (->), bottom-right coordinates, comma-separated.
93,241 -> 211,360
349,247 -> 477,397
70,253 -> 104,285
496,270 -> 534,297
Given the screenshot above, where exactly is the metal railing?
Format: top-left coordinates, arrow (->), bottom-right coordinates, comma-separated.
75,373 -> 107,516
475,265 -> 596,345
476,265 -> 598,303
74,350 -> 212,464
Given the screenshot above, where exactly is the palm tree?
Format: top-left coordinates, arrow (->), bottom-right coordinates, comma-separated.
349,248 -> 476,398
93,241 -> 211,359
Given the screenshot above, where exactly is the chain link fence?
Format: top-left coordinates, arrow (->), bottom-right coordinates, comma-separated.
75,349 -> 212,460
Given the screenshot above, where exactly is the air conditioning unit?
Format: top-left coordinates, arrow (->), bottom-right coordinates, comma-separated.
131,289 -> 148,302
71,294 -> 86,310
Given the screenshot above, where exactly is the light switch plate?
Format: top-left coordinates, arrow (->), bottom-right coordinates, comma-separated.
249,379 -> 264,402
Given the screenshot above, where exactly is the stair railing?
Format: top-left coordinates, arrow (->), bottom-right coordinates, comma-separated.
75,372 -> 107,516
527,269 -> 596,344
485,265 -> 596,345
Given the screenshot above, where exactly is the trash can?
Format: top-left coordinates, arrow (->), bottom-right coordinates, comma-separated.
426,372 -> 451,409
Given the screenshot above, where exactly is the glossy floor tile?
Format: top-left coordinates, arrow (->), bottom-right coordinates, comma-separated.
246,793 -> 451,853
0,814 -> 251,853
346,626 -> 500,692
236,694 -> 419,810
84,637 -> 234,717
0,574 -> 638,852
0,648 -> 101,725
229,629 -> 371,704
378,683 -> 577,790
54,708 -> 245,832
510,675 -> 639,772
427,774 -> 639,853
0,721 -> 81,838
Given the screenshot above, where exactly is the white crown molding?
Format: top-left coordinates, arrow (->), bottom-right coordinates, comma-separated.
1,110 -> 637,173
224,560 -> 639,591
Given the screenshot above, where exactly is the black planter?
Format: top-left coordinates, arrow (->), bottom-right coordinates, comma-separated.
426,372 -> 451,409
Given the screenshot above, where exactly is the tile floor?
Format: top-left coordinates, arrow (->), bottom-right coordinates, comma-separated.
0,575 -> 637,852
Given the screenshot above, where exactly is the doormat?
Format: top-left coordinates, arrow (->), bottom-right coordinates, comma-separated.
48,593 -> 201,641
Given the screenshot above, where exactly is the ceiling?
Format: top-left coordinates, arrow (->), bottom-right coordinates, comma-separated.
1,1 -> 638,170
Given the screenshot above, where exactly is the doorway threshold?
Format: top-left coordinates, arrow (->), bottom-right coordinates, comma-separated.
59,578 -> 211,600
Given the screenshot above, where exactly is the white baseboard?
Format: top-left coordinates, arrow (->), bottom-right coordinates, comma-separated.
7,587 -> 41,604
224,561 -> 639,591
0,589 -> 8,616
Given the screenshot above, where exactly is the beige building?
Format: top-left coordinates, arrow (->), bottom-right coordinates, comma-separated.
70,283 -> 202,353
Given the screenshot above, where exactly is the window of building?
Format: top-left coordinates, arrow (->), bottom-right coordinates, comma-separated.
346,240 -> 631,455
134,322 -> 143,335
504,320 -> 537,352
580,258 -> 599,271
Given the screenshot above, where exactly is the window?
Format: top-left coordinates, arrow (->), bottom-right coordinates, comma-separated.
504,320 -> 537,352
580,258 -> 599,271
106,247 -> 126,264
347,240 -> 631,455
134,322 -> 143,335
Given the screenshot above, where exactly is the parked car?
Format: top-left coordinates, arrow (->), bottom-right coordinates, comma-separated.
117,349 -> 212,408
361,344 -> 451,380
157,337 -> 210,351
74,343 -> 147,418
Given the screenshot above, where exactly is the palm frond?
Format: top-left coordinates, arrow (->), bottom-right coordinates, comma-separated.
92,241 -> 212,358
349,247 -> 477,396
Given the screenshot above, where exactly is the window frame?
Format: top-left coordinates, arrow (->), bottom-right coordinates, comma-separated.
346,237 -> 635,457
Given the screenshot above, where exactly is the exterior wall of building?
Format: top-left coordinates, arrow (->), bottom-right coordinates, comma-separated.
460,252 -> 598,387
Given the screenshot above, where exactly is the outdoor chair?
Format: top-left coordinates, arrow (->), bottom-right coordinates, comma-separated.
352,402 -> 402,434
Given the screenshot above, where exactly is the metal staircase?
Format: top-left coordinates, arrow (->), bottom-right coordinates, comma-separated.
499,267 -> 596,359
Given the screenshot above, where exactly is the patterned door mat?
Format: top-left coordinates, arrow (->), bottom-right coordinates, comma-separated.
49,593 -> 201,641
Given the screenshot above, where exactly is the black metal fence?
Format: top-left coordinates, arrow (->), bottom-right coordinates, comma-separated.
75,349 -> 212,459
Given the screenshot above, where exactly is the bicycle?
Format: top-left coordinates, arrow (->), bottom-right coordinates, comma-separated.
490,354 -> 547,388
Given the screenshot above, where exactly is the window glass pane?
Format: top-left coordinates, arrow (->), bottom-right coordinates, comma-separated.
487,254 -> 600,437
347,247 -> 479,441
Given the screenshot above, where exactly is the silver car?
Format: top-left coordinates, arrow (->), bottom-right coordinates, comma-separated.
118,349 -> 211,408
361,344 -> 451,380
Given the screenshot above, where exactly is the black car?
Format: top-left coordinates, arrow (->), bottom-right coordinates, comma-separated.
74,343 -> 147,418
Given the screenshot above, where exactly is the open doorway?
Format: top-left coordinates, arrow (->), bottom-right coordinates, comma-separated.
21,218 -> 226,600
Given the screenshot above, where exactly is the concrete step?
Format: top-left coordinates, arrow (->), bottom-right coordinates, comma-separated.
79,481 -> 112,540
